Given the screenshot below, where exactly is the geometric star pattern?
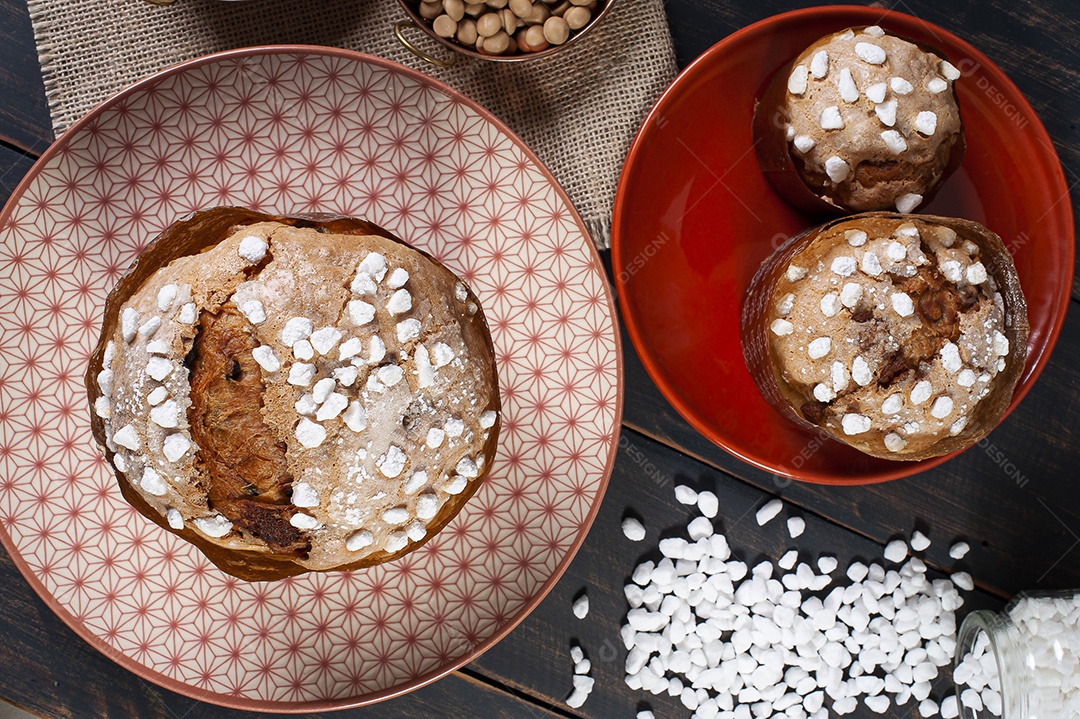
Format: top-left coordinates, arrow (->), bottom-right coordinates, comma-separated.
0,48 -> 621,711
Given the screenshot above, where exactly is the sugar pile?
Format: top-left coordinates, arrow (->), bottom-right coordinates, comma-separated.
619,486 -> 970,718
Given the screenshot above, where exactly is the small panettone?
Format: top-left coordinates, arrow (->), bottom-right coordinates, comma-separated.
754,25 -> 965,214
742,213 -> 1028,461
86,208 -> 501,580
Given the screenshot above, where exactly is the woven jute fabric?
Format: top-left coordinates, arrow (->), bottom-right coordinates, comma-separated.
27,0 -> 677,248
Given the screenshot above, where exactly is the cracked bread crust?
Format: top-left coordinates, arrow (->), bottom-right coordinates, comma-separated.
86,208 -> 500,580
742,213 -> 1027,461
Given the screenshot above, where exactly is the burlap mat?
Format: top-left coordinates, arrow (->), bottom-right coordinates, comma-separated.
26,0 -> 677,249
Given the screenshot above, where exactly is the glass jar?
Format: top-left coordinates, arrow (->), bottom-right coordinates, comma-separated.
955,590 -> 1080,719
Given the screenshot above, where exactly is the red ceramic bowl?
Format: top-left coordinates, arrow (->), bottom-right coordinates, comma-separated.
612,6 -> 1074,484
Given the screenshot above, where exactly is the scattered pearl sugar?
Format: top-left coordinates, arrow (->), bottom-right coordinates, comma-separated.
280,317 -> 313,345
787,516 -> 805,539
573,594 -> 590,619
674,485 -> 698,505
619,496 -> 971,719
949,542 -> 970,560
697,491 -> 719,519
622,517 -> 647,541
884,539 -> 908,563
252,346 -> 280,373
755,498 -> 783,526
166,507 -> 184,530
238,235 -> 268,262
566,641 -> 594,708
911,530 -> 931,552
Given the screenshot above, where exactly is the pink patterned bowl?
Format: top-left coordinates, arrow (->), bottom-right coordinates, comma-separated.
0,46 -> 622,711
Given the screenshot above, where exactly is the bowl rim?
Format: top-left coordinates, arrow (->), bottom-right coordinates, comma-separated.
611,5 -> 1075,485
393,0 -> 618,62
0,44 -> 625,711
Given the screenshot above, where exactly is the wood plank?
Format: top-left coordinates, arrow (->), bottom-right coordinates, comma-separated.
468,428 -> 1003,718
0,145 -> 37,210
0,0 -> 53,154
617,299 -> 1080,599
0,545 -> 576,719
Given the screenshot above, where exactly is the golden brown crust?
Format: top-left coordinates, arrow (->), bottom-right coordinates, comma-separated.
742,212 -> 1028,461
86,208 -> 501,580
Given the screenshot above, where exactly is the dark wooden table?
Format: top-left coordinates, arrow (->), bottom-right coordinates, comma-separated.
1,1 -> 1078,717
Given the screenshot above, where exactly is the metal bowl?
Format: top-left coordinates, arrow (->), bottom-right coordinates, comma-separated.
393,0 -> 617,65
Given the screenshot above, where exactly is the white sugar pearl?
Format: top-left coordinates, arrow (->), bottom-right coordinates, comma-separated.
293,339 -> 314,361
240,300 -> 265,324
697,491 -> 719,518
139,316 -> 161,338
145,356 -> 173,381
788,65 -> 809,95
146,386 -> 167,406
397,318 -> 421,343
357,252 -> 388,281
820,293 -> 841,317
251,346 -> 280,372
177,303 -> 197,325
688,516 -> 713,541
941,60 -> 961,81
162,433 -> 190,462
348,300 -> 376,325
573,594 -> 589,619
166,508 -> 184,529
952,571 -> 974,591
967,261 -> 988,284
915,111 -> 938,136
992,330 -> 1010,356
855,42 -> 886,64
292,482 -> 319,508
382,507 -> 410,525
840,283 -> 863,309
787,517 -> 805,538
838,68 -> 859,102
113,424 -> 140,451
338,337 -> 364,360
842,413 -> 871,435
890,76 -> 914,95
157,284 -> 178,311
149,400 -> 180,428
756,498 -> 783,526
881,393 -> 903,416
910,531 -> 931,551
416,492 -> 438,520
818,556 -> 838,574
845,230 -> 867,247
861,251 -> 883,276
825,156 -> 851,183
881,130 -> 908,155
343,401 -> 366,432
820,106 -> 844,130
931,396 -> 954,419
910,380 -> 933,405
865,81 -> 887,104
295,418 -> 326,448
831,256 -> 857,276
949,542 -> 970,559
810,50 -> 829,79
378,446 -> 407,478
346,530 -> 373,551
316,392 -> 348,421
288,362 -> 316,387
387,288 -> 413,315
884,540 -> 908,563
622,517 -> 646,541
280,317 -> 313,345
194,515 -> 233,538
779,550 -> 798,570
875,99 -> 898,128
121,307 -> 139,342
896,193 -> 923,213
238,235 -> 268,262
851,356 -> 872,386
890,292 -> 915,317
771,319 -> 794,336
787,265 -> 808,281
808,337 -> 832,359
310,327 -> 343,355
675,485 -> 698,505
140,467 -> 168,496
794,135 -> 816,153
